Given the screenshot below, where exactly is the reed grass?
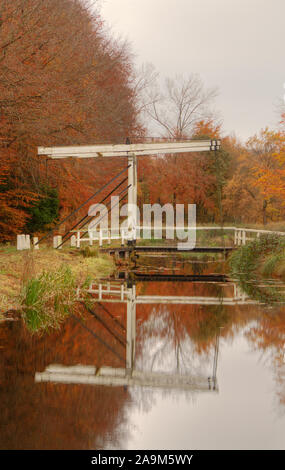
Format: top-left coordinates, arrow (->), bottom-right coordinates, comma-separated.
229,234 -> 285,304
20,265 -> 79,333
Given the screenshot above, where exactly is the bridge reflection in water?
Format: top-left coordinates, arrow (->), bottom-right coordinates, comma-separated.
35,276 -> 254,393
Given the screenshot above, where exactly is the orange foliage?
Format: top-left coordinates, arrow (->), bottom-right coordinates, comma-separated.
224,123 -> 285,224
0,0 -> 143,240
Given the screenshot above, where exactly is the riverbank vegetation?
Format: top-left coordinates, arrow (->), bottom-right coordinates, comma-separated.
0,246 -> 114,324
20,265 -> 78,333
229,234 -> 285,303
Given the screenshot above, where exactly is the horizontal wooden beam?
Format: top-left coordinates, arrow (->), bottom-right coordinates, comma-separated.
38,140 -> 221,158
35,365 -> 217,391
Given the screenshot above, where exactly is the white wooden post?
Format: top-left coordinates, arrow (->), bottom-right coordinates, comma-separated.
242,230 -> 246,245
53,236 -> 57,248
98,283 -> 102,300
128,153 -> 137,241
131,285 -> 136,367
70,235 -> 76,247
25,235 -> 31,249
238,230 -> 242,246
53,235 -> 62,249
76,231 -> 80,248
99,229 -> 103,247
121,229 -> 125,246
234,229 -> 237,246
17,234 -> 24,250
126,285 -> 136,372
89,231 -> 93,246
33,237 -> 39,250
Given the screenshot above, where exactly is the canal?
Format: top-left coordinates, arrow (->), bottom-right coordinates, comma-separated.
0,256 -> 285,449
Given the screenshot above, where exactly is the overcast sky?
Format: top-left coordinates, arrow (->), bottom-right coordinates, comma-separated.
100,0 -> 284,142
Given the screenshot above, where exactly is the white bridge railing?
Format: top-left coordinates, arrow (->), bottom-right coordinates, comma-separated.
16,226 -> 285,250
69,226 -> 285,248
81,280 -> 259,306
233,227 -> 285,245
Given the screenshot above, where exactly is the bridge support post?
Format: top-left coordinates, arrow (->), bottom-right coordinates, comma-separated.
128,154 -> 137,243
126,285 -> 136,373
211,331 -> 220,390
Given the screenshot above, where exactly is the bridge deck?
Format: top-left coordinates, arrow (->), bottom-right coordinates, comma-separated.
100,245 -> 234,254
131,273 -> 229,282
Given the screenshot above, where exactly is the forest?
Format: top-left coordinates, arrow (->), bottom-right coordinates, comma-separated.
0,0 -> 284,242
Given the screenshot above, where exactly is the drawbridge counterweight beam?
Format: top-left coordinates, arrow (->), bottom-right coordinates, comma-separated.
38,140 -> 220,159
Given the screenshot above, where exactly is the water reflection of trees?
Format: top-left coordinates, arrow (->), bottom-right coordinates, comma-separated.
136,281 -> 259,355
0,307 -> 131,450
245,307 -> 285,409
137,306 -> 212,376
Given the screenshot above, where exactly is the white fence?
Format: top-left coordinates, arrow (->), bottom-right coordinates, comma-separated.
233,227 -> 285,246
70,226 -> 285,248
16,226 -> 285,250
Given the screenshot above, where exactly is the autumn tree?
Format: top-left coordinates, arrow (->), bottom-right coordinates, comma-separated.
135,72 -> 222,222
0,147 -> 37,240
223,122 -> 285,225
0,0 -> 143,240
247,128 -> 285,224
141,72 -> 217,139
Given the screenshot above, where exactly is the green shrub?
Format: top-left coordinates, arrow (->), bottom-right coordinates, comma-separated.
261,254 -> 280,277
25,185 -> 59,233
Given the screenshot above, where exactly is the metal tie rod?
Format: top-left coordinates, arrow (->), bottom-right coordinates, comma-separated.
56,185 -> 130,248
35,164 -> 130,245
77,186 -> 131,243
58,176 -> 129,244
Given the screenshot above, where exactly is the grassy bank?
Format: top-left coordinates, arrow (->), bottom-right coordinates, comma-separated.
229,234 -> 285,303
229,234 -> 285,280
0,245 -> 114,322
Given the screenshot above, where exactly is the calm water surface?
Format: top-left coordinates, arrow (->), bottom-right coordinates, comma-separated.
1,259 -> 285,450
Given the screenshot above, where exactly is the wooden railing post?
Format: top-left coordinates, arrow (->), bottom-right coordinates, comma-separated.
89,231 -> 93,246
76,231 -> 80,248
234,229 -> 237,245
